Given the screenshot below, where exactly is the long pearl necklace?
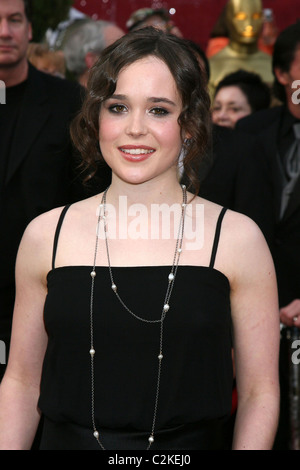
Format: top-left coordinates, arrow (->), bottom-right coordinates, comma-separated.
89,185 -> 187,450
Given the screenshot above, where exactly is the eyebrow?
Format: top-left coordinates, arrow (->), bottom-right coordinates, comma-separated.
109,94 -> 177,107
214,100 -> 240,106
9,13 -> 24,18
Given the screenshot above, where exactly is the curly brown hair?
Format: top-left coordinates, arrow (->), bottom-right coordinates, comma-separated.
70,27 -> 211,194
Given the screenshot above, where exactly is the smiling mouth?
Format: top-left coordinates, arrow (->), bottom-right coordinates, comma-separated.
119,146 -> 155,162
120,148 -> 155,155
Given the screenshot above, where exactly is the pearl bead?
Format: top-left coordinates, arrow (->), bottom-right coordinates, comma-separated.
158,353 -> 163,360
148,435 -> 154,443
90,348 -> 95,356
93,430 -> 99,439
177,248 -> 182,253
168,273 -> 174,281
90,270 -> 96,278
181,184 -> 186,189
111,283 -> 117,292
163,304 -> 169,312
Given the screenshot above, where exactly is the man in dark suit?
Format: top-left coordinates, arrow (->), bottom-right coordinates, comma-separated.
197,124 -> 273,241
0,0 -> 84,381
236,21 -> 300,449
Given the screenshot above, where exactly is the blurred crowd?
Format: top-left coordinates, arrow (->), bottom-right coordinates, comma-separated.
1,0 -> 300,451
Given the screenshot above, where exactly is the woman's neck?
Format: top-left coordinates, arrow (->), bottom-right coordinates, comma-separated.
105,175 -> 186,208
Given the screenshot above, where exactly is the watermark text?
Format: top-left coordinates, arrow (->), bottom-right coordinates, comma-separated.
0,80 -> 6,104
96,198 -> 204,250
291,339 -> 300,365
0,340 -> 6,365
292,80 -> 300,105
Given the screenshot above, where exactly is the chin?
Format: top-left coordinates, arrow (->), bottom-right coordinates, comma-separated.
116,171 -> 153,186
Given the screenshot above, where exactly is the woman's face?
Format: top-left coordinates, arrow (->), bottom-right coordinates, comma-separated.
212,85 -> 252,128
98,56 -> 185,186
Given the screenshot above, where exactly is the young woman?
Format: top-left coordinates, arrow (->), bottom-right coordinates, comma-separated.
0,28 -> 279,450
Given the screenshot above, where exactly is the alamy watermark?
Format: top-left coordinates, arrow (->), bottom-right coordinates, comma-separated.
96,198 -> 204,250
292,80 -> 300,105
292,340 -> 300,365
0,80 -> 6,104
0,340 -> 6,365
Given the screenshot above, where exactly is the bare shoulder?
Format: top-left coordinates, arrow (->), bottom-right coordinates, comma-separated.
21,196 -> 95,246
220,207 -> 267,246
196,197 -> 274,280
16,206 -> 67,279
21,206 -> 67,248
216,206 -> 274,283
18,196 -> 100,276
194,195 -> 264,242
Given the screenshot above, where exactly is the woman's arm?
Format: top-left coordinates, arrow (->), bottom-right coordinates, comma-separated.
223,213 -> 280,450
0,215 -> 53,449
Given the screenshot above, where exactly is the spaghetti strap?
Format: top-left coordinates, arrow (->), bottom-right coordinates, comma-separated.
52,205 -> 71,270
209,207 -> 227,269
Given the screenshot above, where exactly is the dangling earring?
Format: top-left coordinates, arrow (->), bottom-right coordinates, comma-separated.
178,139 -> 189,179
178,138 -> 192,180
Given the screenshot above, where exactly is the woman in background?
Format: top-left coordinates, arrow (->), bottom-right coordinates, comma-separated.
212,69 -> 271,128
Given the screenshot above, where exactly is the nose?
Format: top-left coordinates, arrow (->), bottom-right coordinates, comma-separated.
125,110 -> 147,137
0,19 -> 12,38
213,108 -> 229,124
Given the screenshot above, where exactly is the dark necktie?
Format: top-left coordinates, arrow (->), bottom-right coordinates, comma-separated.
280,122 -> 300,218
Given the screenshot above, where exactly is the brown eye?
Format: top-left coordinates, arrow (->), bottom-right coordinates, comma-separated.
150,107 -> 169,116
108,104 -> 127,113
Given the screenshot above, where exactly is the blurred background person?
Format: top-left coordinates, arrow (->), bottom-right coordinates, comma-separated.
63,19 -> 124,87
0,0 -> 83,382
126,7 -> 183,37
44,5 -> 87,50
236,21 -> 300,450
212,69 -> 271,129
27,42 -> 66,78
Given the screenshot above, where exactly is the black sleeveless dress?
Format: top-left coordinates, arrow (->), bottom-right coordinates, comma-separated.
38,206 -> 233,450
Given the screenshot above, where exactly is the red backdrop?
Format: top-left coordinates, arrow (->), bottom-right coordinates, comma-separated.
73,0 -> 300,49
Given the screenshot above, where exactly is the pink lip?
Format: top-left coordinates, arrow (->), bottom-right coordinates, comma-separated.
118,145 -> 155,163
